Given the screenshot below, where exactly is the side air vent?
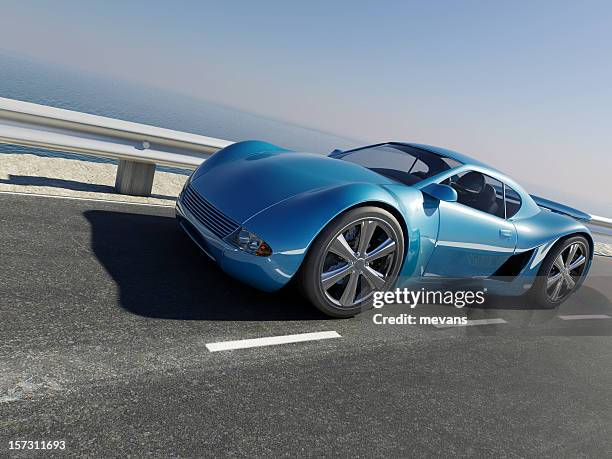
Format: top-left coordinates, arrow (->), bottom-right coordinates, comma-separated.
491,249 -> 535,281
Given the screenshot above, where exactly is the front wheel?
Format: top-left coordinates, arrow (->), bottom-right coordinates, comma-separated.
529,235 -> 590,308
298,206 -> 405,318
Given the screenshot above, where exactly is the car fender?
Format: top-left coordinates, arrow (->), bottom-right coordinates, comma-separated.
381,184 -> 441,279
513,210 -> 593,274
242,182 -> 443,281
242,182 -> 416,280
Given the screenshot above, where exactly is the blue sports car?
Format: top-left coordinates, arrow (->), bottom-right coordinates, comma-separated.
176,141 -> 593,317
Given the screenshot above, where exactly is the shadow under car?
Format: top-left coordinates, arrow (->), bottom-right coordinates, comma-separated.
84,209 -> 327,321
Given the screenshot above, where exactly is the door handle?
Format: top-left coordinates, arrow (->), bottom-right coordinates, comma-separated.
499,229 -> 513,238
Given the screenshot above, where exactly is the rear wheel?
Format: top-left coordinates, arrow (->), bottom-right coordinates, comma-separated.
298,206 -> 405,318
529,235 -> 590,308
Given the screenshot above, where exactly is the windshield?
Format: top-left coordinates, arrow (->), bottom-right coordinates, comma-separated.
333,143 -> 462,186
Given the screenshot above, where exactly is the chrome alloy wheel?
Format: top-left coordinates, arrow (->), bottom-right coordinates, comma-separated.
546,240 -> 588,302
318,217 -> 400,308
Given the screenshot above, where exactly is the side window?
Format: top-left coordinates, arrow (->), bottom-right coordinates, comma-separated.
448,171 -> 505,218
484,175 -> 505,218
504,185 -> 522,218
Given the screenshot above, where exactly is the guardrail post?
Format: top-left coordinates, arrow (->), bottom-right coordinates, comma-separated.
115,159 -> 156,196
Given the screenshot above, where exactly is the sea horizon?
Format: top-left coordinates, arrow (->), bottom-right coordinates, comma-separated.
0,52 -> 361,170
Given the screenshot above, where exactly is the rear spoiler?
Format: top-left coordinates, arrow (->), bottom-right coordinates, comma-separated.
530,195 -> 591,221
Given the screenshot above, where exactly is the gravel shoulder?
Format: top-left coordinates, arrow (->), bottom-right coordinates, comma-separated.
0,153 -> 186,205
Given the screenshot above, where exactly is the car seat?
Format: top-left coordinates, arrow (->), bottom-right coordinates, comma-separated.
452,172 -> 499,215
473,184 -> 499,215
454,171 -> 485,194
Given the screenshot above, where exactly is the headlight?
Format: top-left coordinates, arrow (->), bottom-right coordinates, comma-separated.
227,227 -> 272,257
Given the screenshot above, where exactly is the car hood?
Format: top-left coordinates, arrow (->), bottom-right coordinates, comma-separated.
190,151 -> 395,223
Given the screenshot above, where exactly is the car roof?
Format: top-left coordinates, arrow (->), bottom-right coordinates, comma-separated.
398,142 -> 493,170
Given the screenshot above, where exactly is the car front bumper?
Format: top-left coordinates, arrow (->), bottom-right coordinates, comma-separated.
175,195 -> 292,292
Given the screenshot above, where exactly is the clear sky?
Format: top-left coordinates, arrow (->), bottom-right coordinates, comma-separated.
0,0 -> 610,214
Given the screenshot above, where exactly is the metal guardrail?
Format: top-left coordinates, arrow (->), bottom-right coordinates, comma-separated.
587,215 -> 612,241
0,97 -> 233,195
589,215 -> 612,230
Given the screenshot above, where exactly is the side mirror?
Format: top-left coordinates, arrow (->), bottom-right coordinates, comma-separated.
421,183 -> 457,202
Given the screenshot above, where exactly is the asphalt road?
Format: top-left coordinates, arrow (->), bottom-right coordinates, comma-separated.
1,192 -> 611,457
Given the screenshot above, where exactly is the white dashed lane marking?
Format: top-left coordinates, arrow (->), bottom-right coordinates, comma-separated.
558,314 -> 611,320
206,331 -> 342,352
433,318 -> 507,328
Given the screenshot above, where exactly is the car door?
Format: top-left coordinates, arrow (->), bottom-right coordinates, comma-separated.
424,172 -> 517,278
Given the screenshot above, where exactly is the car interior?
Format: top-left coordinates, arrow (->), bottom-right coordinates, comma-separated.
448,171 -> 505,218
368,149 -> 457,186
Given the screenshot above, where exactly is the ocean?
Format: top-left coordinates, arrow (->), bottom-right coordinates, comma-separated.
0,53 -> 360,174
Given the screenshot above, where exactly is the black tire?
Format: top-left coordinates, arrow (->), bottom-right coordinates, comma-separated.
528,235 -> 590,308
298,206 -> 405,318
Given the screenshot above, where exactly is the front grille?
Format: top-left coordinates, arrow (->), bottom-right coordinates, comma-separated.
181,184 -> 240,239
